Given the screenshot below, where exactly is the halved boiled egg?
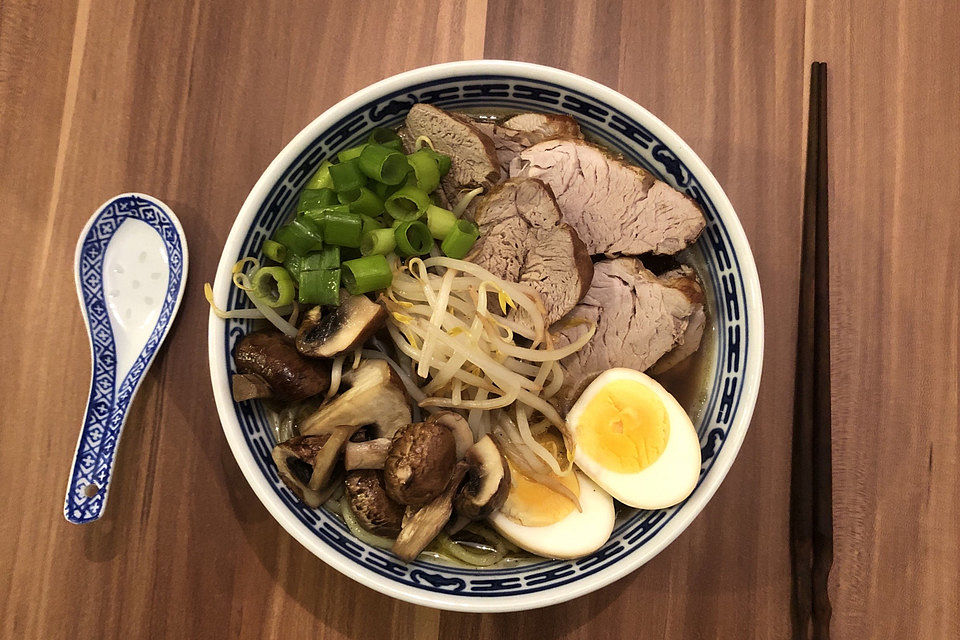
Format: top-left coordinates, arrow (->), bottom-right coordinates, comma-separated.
566,368 -> 701,510
488,462 -> 615,559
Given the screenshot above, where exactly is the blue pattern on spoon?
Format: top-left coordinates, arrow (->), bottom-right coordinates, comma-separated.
65,193 -> 187,524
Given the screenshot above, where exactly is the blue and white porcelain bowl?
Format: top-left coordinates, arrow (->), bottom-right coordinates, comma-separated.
207,60 -> 763,612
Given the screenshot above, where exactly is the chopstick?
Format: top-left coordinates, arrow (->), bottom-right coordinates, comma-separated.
789,61 -> 832,640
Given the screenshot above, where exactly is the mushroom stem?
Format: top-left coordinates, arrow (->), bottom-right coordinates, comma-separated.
307,424 -> 362,491
344,438 -> 392,470
392,461 -> 469,562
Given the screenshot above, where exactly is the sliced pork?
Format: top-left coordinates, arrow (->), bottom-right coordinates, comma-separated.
468,178 -> 592,325
471,113 -> 582,173
510,139 -> 706,255
404,104 -> 500,212
554,258 -> 704,407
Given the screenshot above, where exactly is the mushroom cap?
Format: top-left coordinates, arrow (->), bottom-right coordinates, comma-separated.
296,295 -> 387,358
344,470 -> 405,537
454,435 -> 511,519
384,421 -> 457,506
234,329 -> 330,400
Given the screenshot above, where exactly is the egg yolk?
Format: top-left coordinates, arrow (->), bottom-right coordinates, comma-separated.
500,461 -> 580,527
577,379 -> 670,473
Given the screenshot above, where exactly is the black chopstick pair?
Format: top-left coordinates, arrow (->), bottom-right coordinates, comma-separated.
789,61 -> 832,640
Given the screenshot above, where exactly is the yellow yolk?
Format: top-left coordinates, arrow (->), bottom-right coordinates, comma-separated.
500,461 -> 581,527
577,379 -> 670,473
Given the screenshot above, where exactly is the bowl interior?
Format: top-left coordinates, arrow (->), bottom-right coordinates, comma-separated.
211,65 -> 759,612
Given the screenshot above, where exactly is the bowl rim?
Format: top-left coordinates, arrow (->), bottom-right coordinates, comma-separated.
208,59 -> 764,612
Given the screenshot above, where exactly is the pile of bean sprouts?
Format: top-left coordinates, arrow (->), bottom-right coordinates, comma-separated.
381,256 -> 596,477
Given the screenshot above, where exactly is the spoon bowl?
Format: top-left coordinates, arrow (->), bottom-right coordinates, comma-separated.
65,193 -> 188,524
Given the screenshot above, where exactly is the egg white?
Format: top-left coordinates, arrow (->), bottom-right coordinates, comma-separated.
566,368 -> 702,510
487,470 -> 615,559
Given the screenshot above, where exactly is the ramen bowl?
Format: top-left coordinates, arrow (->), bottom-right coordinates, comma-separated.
207,60 -> 763,612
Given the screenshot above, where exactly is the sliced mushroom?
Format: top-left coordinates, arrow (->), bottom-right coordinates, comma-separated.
234,329 -> 331,401
273,435 -> 337,507
454,435 -> 511,520
304,423 -> 362,491
299,360 -> 411,439
344,470 -> 405,537
344,438 -> 392,470
231,373 -> 273,401
392,461 -> 469,562
296,295 -> 387,358
427,411 -> 474,458
384,421 -> 457,506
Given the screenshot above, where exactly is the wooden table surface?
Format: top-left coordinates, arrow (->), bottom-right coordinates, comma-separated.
2,1 -> 957,638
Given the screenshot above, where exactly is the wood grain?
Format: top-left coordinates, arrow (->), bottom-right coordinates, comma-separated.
0,0 -> 956,638
805,1 -> 960,637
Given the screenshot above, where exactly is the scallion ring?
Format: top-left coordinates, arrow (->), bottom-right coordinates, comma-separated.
341,255 -> 393,295
251,266 -> 296,307
406,149 -> 441,193
384,185 -> 431,221
394,220 -> 434,257
359,144 -> 410,185
440,219 -> 480,259
360,227 -> 396,256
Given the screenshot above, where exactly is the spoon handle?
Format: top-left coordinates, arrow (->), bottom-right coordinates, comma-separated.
64,361 -> 134,524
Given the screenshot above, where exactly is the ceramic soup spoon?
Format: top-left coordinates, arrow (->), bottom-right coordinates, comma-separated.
65,193 -> 188,524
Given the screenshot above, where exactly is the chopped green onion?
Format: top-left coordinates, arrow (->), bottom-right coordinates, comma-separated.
361,228 -> 396,256
340,246 -> 363,261
305,160 -> 334,190
385,185 -> 431,221
338,186 -> 384,216
297,188 -> 337,212
329,158 -> 367,192
423,149 -> 451,176
406,149 -> 441,193
368,127 -> 403,151
341,255 -> 393,294
283,254 -> 304,283
298,268 -> 340,306
272,217 -> 323,256
321,209 -> 363,248
441,219 -> 480,259
394,220 -> 433,257
370,181 -> 399,200
302,247 -> 340,271
303,204 -> 351,226
251,266 -> 296,307
262,239 -> 287,263
359,144 -> 410,185
426,205 -> 458,239
359,214 -> 382,234
337,144 -> 368,163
